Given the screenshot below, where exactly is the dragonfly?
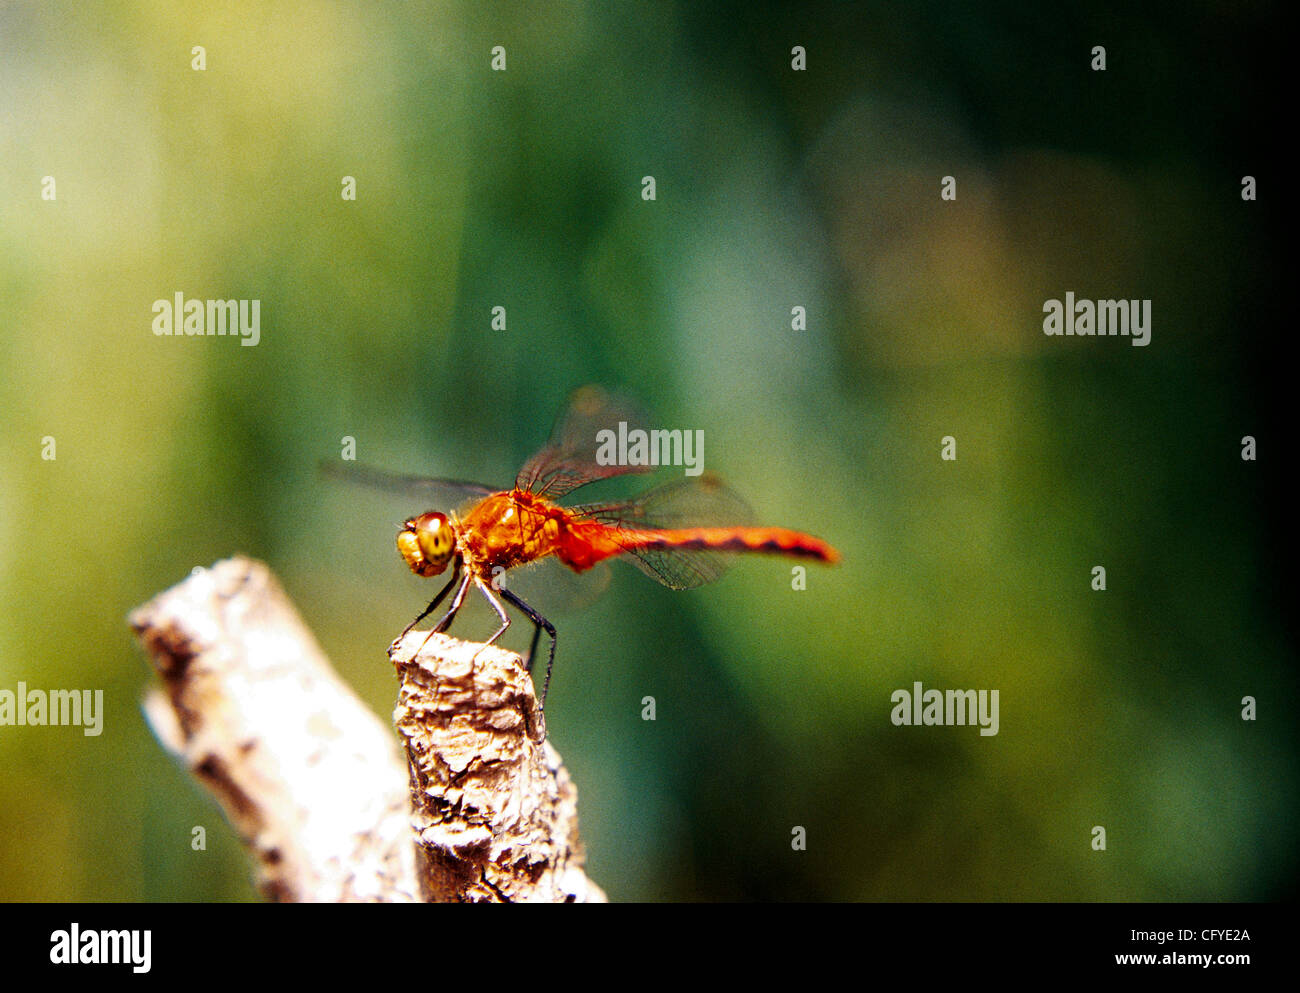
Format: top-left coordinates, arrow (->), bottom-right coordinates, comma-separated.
327,386 -> 839,706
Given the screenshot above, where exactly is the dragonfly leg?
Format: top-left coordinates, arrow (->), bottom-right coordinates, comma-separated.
500,586 -> 557,709
395,560 -> 461,646
430,571 -> 472,633
409,570 -> 472,659
473,577 -> 511,647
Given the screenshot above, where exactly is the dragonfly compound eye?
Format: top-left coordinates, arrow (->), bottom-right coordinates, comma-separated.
397,512 -> 454,577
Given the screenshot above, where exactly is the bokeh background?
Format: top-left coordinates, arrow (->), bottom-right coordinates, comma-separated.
1,1 -> 1291,901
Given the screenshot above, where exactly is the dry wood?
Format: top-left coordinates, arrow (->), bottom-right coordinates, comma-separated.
392,631 -> 604,902
129,556 -> 603,903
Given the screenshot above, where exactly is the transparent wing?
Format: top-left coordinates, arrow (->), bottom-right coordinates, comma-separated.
320,460 -> 495,512
569,473 -> 755,590
492,556 -> 612,615
515,385 -> 657,499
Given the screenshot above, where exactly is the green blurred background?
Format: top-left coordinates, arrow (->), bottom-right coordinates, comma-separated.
1,1 -> 1292,901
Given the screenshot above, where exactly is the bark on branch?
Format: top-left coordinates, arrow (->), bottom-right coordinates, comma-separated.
129,556 -> 603,903
391,631 -> 603,902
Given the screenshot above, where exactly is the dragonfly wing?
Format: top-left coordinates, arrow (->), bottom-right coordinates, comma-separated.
571,472 -> 756,527
493,556 -> 612,615
570,473 -> 756,590
515,385 -> 656,499
321,460 -> 495,511
616,545 -> 733,590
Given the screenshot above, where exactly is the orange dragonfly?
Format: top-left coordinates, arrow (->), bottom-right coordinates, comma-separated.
328,387 -> 839,705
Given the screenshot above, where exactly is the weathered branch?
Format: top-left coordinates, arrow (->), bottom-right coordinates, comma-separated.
129,556 -> 603,903
392,632 -> 605,902
129,557 -> 419,902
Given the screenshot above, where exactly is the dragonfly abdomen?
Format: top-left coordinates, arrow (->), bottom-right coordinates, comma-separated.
561,523 -> 840,571
634,527 -> 840,563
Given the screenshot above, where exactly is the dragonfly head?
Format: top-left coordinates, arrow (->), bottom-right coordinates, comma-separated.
398,512 -> 456,577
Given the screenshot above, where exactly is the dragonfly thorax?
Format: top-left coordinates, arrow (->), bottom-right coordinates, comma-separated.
398,511 -> 457,577
458,491 -> 565,573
